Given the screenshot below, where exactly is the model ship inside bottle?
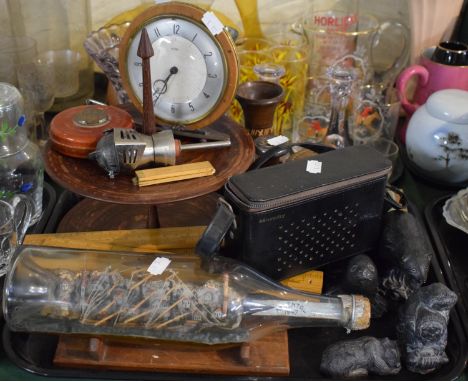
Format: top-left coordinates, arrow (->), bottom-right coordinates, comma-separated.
4,246 -> 370,345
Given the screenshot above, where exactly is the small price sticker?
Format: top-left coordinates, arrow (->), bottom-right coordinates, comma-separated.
202,11 -> 224,36
306,160 -> 322,174
267,135 -> 289,146
147,257 -> 171,275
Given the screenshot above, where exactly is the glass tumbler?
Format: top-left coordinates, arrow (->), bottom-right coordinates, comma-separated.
348,84 -> 401,145
0,196 -> 33,276
0,36 -> 38,86
269,45 -> 309,137
6,0 -> 94,111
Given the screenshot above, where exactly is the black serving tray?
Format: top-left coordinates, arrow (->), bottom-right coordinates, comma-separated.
1,201 -> 467,380
425,195 -> 468,339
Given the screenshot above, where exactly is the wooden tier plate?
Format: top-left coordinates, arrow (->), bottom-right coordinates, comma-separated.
44,116 -> 254,204
56,193 -> 220,232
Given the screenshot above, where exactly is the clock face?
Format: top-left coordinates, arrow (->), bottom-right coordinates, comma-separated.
120,3 -> 238,129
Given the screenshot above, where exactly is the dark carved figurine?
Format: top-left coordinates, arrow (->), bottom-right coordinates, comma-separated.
397,283 -> 458,374
377,210 -> 432,300
343,255 -> 379,296
320,336 -> 401,379
326,255 -> 389,317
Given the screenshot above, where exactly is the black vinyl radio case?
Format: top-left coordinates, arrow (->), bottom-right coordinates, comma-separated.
217,145 -> 392,280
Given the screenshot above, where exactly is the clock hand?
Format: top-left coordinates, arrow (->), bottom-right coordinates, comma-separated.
153,66 -> 178,103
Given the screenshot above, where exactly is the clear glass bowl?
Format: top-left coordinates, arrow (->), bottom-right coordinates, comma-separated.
84,22 -> 131,104
442,188 -> 468,234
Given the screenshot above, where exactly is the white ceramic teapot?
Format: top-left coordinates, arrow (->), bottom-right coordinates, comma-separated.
406,89 -> 468,184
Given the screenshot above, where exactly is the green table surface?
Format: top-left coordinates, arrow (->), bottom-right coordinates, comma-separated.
0,161 -> 465,380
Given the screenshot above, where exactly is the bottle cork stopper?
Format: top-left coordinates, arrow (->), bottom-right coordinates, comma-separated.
339,294 -> 371,331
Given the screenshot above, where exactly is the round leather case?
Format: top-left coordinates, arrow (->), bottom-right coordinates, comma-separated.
49,105 -> 134,158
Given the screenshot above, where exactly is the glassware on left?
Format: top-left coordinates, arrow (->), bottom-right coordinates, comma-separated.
6,0 -> 94,111
0,196 -> 33,276
0,83 -> 44,225
0,36 -> 38,87
17,59 -> 55,146
4,246 -> 371,345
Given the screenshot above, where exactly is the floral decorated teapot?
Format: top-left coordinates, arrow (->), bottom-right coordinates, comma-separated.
406,89 -> 468,184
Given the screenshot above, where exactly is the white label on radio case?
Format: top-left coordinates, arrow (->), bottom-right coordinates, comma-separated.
147,257 -> 171,275
306,160 -> 322,174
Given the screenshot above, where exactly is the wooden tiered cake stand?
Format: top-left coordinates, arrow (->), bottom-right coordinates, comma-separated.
45,115 -> 254,205
44,114 -> 254,229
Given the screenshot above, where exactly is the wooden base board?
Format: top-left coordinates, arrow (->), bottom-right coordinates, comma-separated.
53,331 -> 289,376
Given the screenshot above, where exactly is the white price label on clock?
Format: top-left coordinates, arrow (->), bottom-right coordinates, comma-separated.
202,11 -> 224,36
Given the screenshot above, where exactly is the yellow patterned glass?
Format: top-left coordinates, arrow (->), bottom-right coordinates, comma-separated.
269,46 -> 309,137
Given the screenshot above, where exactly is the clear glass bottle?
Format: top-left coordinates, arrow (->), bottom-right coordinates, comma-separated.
3,246 -> 370,345
0,83 -> 43,225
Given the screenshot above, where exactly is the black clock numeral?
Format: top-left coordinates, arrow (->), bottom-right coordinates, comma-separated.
188,102 -> 195,112
171,105 -> 175,114
173,24 -> 180,34
134,61 -> 142,67
207,73 -> 217,79
154,27 -> 161,38
203,52 -> 213,59
138,82 -> 143,87
191,33 -> 198,42
203,92 -> 210,98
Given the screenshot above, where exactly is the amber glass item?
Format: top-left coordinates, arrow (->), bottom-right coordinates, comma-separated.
4,246 -> 370,345
234,0 -> 263,38
0,83 -> 43,225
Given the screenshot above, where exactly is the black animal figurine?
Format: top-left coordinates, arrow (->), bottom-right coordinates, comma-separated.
320,336 -> 401,378
325,255 -> 378,296
376,210 -> 432,300
325,255 -> 389,317
343,254 -> 379,296
397,283 -> 458,374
